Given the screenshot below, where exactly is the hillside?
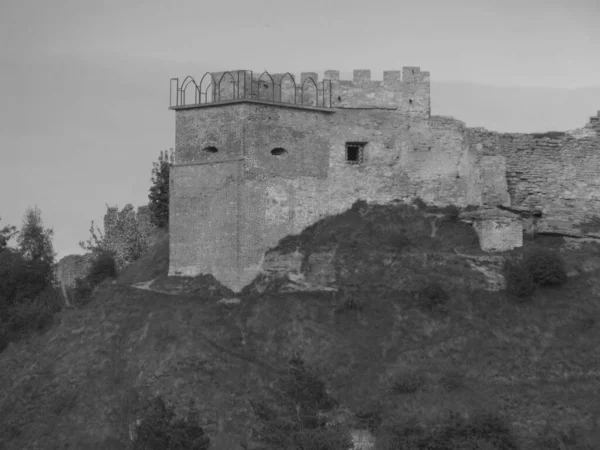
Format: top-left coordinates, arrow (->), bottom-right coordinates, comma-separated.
1,201 -> 600,449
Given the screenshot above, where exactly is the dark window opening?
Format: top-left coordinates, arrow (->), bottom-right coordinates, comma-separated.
203,146 -> 218,153
345,142 -> 366,164
337,96 -> 341,101
271,148 -> 287,156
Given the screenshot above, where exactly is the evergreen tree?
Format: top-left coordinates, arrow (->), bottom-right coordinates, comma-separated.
17,206 -> 56,285
148,149 -> 174,229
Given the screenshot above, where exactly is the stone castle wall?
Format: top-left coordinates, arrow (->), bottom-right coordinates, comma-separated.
467,111 -> 600,235
170,67 -> 470,291
169,66 -> 600,292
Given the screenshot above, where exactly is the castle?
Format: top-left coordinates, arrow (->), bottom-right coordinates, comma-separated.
168,68 -> 600,292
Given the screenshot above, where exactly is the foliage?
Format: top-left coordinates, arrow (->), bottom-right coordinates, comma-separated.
17,206 -> 56,286
79,220 -> 107,258
444,204 -> 461,221
0,249 -> 49,309
148,149 -> 174,229
334,289 -> 364,314
131,396 -> 210,450
68,251 -> 116,306
521,248 -> 567,287
439,369 -> 465,392
417,281 -> 450,313
503,257 -> 536,300
80,204 -> 155,273
70,277 -> 95,306
87,251 -> 117,285
388,371 -> 426,394
0,207 -> 61,352
412,197 -> 428,210
503,248 -> 567,301
377,410 -> 520,450
0,284 -> 62,352
0,216 -> 18,252
250,356 -> 352,450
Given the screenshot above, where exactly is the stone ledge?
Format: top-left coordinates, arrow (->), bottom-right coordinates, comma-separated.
170,99 -> 336,113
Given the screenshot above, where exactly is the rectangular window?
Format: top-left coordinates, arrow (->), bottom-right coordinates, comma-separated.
345,142 -> 366,164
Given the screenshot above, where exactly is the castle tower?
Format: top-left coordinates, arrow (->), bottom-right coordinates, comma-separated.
168,68 -> 433,292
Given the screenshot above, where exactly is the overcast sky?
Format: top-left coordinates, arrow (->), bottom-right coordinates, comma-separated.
1,0 -> 599,260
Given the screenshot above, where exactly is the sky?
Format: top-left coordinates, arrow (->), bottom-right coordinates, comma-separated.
1,0 -> 599,261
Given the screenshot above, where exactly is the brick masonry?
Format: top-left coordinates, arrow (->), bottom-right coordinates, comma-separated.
169,67 -> 600,292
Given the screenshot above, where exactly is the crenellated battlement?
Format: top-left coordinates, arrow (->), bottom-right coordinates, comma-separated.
169,67 -> 430,116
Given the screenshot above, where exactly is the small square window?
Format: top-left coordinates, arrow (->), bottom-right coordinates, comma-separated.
346,142 -> 366,164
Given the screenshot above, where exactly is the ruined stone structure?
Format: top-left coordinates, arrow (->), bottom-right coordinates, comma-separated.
168,68 -> 600,292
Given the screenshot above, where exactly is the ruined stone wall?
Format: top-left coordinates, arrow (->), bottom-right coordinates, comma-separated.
467,111 -> 600,234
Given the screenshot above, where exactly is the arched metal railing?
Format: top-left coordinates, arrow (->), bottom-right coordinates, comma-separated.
170,70 -> 332,108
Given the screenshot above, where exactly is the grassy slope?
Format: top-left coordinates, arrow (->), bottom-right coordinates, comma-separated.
1,203 -> 600,449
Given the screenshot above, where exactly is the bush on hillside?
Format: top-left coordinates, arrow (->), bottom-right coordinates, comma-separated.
250,356 -> 352,450
387,371 -> 425,395
0,285 -> 62,352
377,410 -> 519,450
131,396 -> 210,450
87,250 -> 117,285
412,197 -> 427,210
438,204 -> 461,221
0,207 -> 59,353
521,248 -> 567,287
417,281 -> 450,313
67,251 -> 116,306
503,258 -> 536,300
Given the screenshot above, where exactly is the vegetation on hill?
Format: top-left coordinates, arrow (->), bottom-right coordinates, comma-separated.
0,207 -> 63,352
148,149 -> 173,229
1,200 -> 600,449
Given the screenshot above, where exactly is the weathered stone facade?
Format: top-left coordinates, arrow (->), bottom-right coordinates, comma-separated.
168,67 -> 600,292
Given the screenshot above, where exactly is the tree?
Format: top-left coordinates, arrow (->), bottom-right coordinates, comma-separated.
0,217 -> 18,252
17,206 -> 56,286
148,149 -> 174,229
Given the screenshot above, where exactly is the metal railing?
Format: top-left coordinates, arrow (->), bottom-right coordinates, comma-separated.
170,70 -> 332,109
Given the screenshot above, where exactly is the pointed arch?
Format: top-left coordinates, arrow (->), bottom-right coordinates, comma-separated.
198,72 -> 217,104
279,72 -> 297,104
301,76 -> 318,106
257,71 -> 275,102
180,76 -> 201,106
218,71 -> 237,102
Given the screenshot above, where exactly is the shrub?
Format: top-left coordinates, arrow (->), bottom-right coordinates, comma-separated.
335,290 -> 364,314
417,281 -> 449,313
0,249 -> 51,309
444,205 -> 461,221
86,251 -> 117,285
429,410 -> 520,449
251,356 -> 351,449
355,404 -> 383,433
522,248 -> 567,287
378,410 -> 519,450
131,396 -> 210,450
439,369 -> 465,391
71,278 -> 95,306
503,258 -> 536,300
412,197 -> 427,210
388,371 -> 425,394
